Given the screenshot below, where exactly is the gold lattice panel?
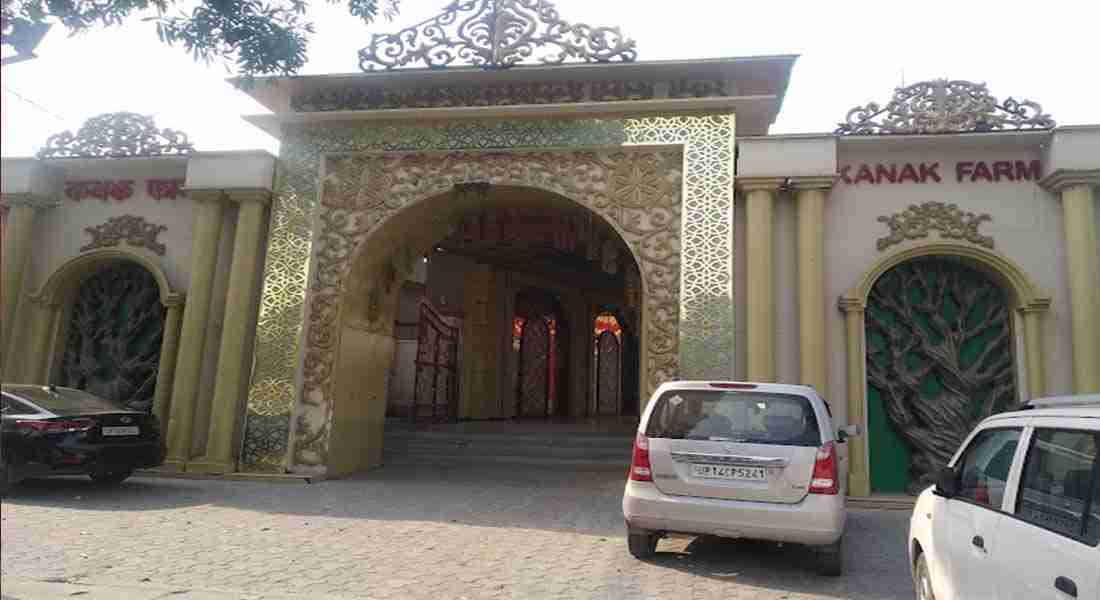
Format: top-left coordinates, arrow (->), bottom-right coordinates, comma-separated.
242,115 -> 735,473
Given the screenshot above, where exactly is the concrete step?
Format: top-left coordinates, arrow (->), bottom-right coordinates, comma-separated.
382,428 -> 634,469
381,451 -> 629,471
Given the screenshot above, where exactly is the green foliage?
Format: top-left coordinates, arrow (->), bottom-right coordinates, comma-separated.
1,0 -> 400,76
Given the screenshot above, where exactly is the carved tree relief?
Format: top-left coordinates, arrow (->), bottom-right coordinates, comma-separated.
866,259 -> 1016,494
59,265 -> 166,412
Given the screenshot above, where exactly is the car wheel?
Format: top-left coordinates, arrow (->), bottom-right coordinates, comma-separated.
913,553 -> 936,600
627,531 -> 659,559
89,467 -> 134,485
814,536 -> 843,576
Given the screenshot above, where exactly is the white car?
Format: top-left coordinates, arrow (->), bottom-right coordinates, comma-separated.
908,395 -> 1100,600
622,381 -> 851,575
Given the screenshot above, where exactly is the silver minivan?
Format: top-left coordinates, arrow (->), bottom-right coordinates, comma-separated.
622,381 -> 849,575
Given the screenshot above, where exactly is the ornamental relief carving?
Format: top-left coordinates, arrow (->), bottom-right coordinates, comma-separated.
82,215 -> 168,255
295,149 -> 682,467
876,201 -> 993,251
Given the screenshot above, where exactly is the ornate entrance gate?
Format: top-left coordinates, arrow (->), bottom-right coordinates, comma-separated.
411,300 -> 459,424
59,264 -> 166,412
865,258 -> 1016,494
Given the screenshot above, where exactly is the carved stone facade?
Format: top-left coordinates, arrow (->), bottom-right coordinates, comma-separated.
876,201 -> 994,251
242,115 -> 736,473
291,78 -> 734,112
358,0 -> 636,71
82,215 -> 168,255
38,112 -> 194,158
291,150 -> 681,469
836,79 -> 1055,135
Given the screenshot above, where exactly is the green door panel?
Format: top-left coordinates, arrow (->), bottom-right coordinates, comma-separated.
866,258 -> 1016,495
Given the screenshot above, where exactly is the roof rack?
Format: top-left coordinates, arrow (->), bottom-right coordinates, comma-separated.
1023,394 -> 1100,409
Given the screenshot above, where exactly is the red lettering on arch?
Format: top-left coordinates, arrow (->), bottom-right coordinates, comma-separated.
875,164 -> 897,184
855,164 -> 876,185
839,165 -> 853,184
971,161 -> 994,183
1016,160 -> 1041,181
992,161 -> 1015,182
898,163 -> 920,183
920,163 -> 942,183
956,161 -> 974,182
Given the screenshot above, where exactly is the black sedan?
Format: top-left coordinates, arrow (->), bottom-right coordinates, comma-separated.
1,384 -> 165,493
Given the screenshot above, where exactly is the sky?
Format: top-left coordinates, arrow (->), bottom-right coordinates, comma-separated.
2,0 -> 1098,157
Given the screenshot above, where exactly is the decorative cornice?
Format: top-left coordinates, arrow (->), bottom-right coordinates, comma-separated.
736,176 -> 787,193
357,0 -> 636,71
876,201 -> 993,251
0,192 -> 61,209
1038,168 -> 1100,193
838,295 -> 865,313
788,175 -> 836,191
82,215 -> 168,255
836,79 -> 1055,135
290,78 -> 731,112
37,112 -> 194,159
223,189 -> 273,204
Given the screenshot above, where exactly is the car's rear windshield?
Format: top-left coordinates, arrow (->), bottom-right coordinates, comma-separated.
4,386 -> 125,415
645,390 -> 822,446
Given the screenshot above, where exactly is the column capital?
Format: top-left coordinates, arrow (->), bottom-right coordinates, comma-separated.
1018,298 -> 1052,315
183,188 -> 272,204
736,176 -> 786,193
789,175 -> 837,191
0,192 -> 61,210
838,295 -> 865,314
1039,169 -> 1100,193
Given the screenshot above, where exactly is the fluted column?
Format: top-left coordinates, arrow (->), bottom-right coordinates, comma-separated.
191,191 -> 271,474
1020,302 -> 1049,400
792,176 -> 834,394
152,299 -> 185,427
1041,171 -> 1100,393
839,297 -> 870,498
1,196 -> 54,370
164,191 -> 227,471
737,177 -> 785,382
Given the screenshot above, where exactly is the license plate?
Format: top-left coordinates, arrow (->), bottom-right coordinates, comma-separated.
690,464 -> 767,481
101,426 -> 139,436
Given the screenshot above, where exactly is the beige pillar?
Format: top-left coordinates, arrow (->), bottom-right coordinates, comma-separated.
152,299 -> 185,427
738,177 -> 785,382
1020,303 -> 1049,400
191,192 -> 270,474
792,177 -> 834,393
839,297 -> 870,497
20,301 -> 59,383
1062,183 -> 1100,392
2,198 -> 51,369
164,192 -> 227,471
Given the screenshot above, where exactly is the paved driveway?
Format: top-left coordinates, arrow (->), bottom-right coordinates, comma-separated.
1,464 -> 915,599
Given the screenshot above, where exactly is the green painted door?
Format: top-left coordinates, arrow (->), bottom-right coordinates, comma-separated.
59,264 -> 166,412
866,258 -> 1016,495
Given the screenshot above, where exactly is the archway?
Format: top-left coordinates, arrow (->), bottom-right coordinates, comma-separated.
26,248 -> 184,422
320,181 -> 653,476
58,263 -> 166,411
865,257 -> 1017,494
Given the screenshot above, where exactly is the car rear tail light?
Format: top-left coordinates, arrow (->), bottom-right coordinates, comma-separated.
709,382 -> 758,390
629,431 -> 652,482
14,418 -> 95,434
809,441 -> 838,495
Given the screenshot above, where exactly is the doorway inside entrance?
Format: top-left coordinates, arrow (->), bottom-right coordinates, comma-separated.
382,188 -> 641,427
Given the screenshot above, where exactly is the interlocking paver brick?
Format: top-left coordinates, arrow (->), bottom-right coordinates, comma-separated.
2,463 -> 914,599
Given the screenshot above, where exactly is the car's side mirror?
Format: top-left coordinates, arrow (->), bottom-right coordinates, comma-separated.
933,466 -> 959,498
836,424 -> 862,443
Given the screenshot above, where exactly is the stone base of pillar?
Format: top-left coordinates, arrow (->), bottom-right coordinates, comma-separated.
186,459 -> 236,474
159,459 -> 188,473
848,472 -> 871,498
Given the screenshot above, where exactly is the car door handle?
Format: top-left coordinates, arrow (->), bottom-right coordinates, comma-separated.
1054,576 -> 1076,598
971,535 -> 985,551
